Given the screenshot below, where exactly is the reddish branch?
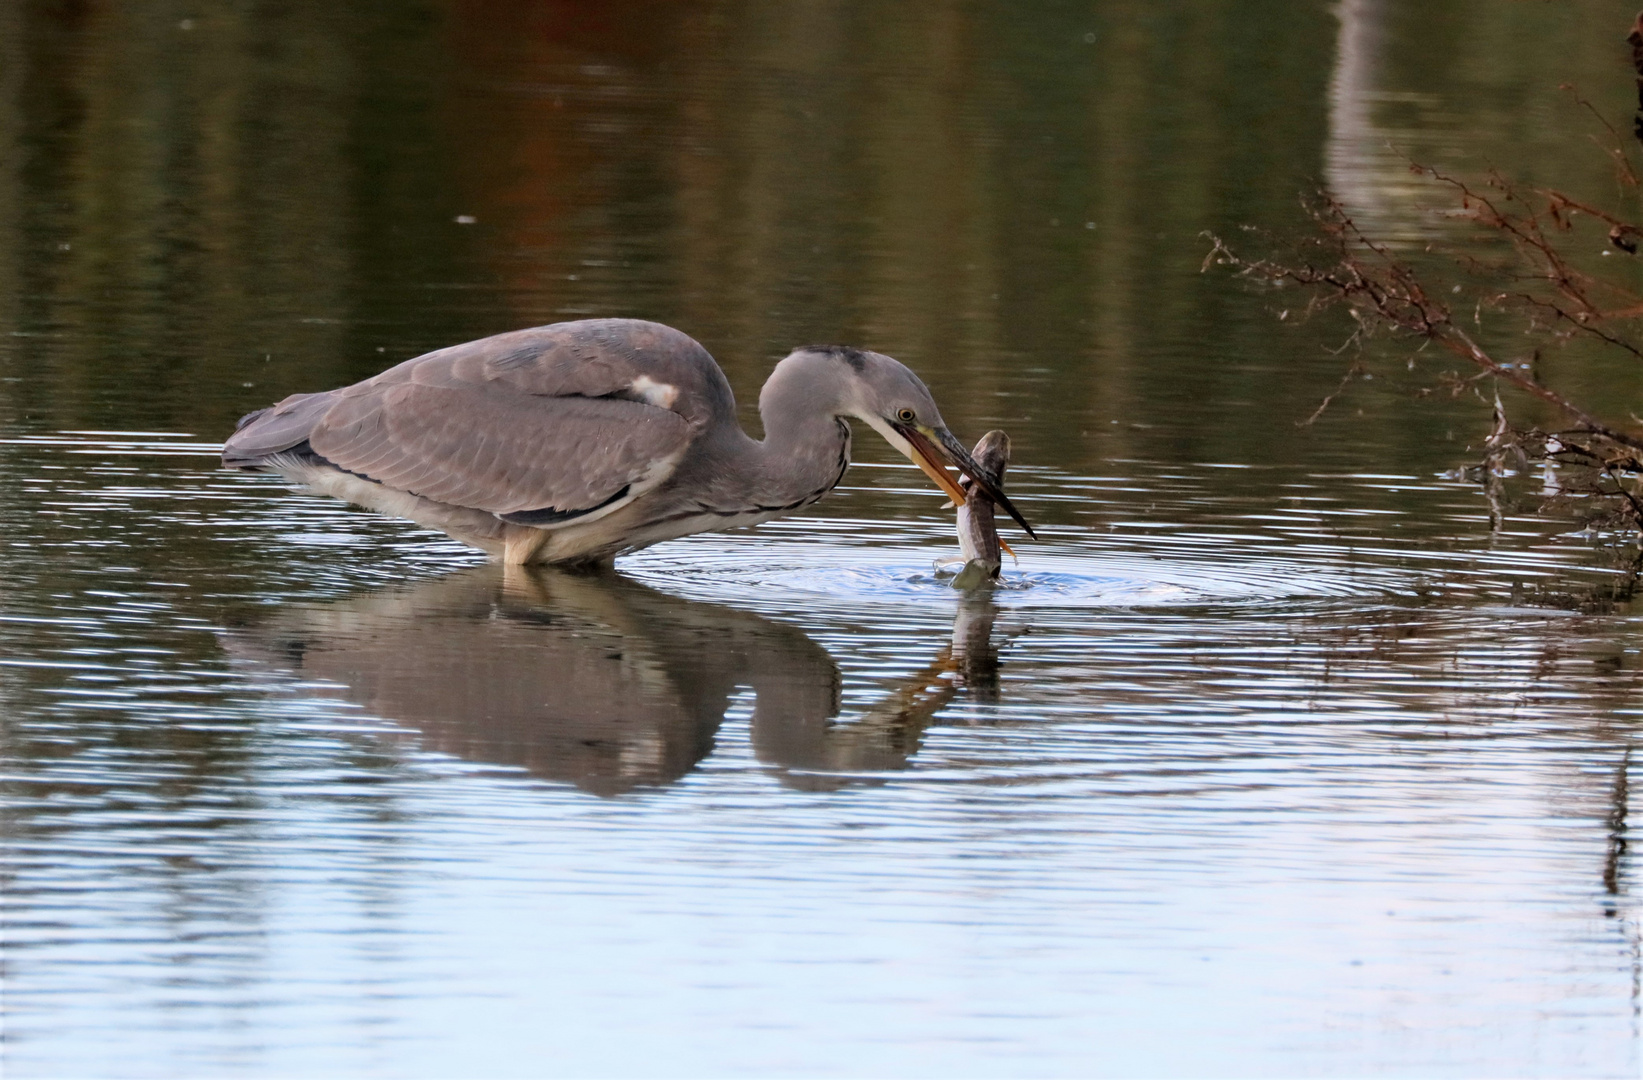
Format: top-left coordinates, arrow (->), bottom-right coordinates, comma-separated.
1203,12 -> 1643,533
1203,195 -> 1643,453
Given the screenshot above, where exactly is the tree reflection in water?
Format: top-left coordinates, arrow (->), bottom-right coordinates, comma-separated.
221,566 -> 1003,796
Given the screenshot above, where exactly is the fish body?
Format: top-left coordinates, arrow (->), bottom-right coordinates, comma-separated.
954,430 -> 1010,586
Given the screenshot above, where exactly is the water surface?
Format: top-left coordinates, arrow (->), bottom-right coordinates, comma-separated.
2,2 -> 1640,1076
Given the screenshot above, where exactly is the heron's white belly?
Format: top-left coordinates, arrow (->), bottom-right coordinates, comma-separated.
272,459 -> 508,557
267,458 -> 828,566
559,506 -> 801,561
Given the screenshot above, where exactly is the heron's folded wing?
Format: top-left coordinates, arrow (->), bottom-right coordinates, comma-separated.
392,319 -> 730,424
307,381 -> 692,519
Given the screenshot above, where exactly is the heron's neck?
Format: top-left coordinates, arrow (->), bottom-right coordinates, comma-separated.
739,400 -> 852,509
707,366 -> 853,511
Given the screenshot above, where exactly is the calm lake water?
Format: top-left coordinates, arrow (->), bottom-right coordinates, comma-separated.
2,1 -> 1640,1076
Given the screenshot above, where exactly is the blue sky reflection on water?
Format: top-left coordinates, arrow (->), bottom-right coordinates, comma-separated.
1,0 -> 1641,1076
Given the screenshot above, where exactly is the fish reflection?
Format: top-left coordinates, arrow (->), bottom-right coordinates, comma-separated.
221,566 -> 1003,795
765,593 -> 1004,791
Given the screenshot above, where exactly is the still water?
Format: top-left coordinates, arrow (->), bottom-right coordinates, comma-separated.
2,1 -> 1640,1076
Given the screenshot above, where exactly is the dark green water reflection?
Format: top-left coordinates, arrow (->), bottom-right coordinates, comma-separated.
2,2 -> 1640,1076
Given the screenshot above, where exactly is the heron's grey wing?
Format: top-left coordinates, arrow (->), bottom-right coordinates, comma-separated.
223,319 -> 718,522
307,381 -> 692,520
395,319 -> 734,427
222,322 -> 689,468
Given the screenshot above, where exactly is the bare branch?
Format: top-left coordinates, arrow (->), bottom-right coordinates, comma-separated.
1206,192 -> 1643,452
1561,83 -> 1641,188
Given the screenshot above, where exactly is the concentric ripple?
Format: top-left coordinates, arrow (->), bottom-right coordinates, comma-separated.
622,533 -> 1401,609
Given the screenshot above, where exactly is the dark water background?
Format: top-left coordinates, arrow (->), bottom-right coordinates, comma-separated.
2,1 -> 1641,1075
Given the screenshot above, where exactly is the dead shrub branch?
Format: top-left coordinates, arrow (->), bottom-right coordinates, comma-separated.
1204,14 -> 1643,534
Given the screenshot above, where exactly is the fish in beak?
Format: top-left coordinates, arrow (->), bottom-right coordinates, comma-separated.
892,422 -> 1037,539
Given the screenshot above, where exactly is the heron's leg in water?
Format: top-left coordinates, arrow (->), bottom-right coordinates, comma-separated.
502,525 -> 552,565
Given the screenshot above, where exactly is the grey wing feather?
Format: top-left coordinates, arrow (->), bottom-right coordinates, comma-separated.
310,383 -> 689,516
223,319 -> 710,519
391,319 -> 732,426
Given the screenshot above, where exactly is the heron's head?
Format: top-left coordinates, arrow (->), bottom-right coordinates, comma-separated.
778,345 -> 1036,539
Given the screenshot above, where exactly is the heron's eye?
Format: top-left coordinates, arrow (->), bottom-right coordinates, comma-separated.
895,407 -> 916,423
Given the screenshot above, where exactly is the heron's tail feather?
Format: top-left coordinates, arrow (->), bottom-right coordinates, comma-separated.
221,391 -> 337,468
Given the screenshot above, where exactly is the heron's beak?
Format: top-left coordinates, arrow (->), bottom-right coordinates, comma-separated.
893,422 -> 1038,540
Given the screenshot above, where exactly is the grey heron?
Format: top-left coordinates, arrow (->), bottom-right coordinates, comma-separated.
222,318 -> 1034,565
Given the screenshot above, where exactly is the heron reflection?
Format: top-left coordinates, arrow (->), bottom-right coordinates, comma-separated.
221,566 -> 1004,795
